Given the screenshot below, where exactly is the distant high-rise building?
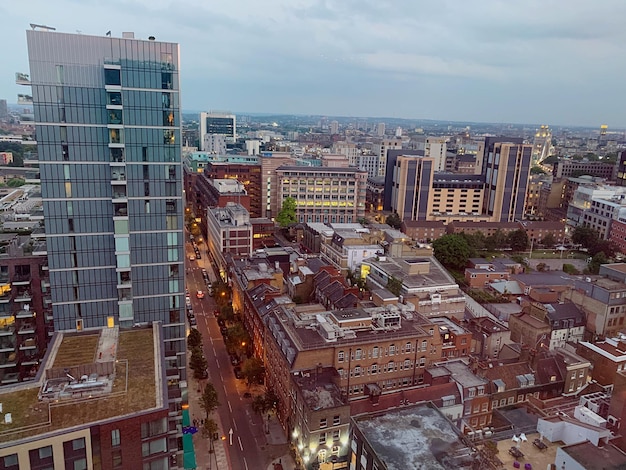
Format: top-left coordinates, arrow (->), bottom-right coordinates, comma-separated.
330,120 -> 339,135
376,122 -> 385,137
203,133 -> 227,154
0,99 -> 7,119
616,151 -> 626,187
373,138 -> 402,178
600,124 -> 608,136
532,125 -> 552,164
25,28 -> 186,456
199,111 -> 236,150
482,138 -> 532,222
425,137 -> 447,172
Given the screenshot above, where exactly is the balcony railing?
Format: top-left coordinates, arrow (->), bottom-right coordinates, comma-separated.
14,290 -> 32,302
0,337 -> 16,352
19,338 -> 37,350
15,308 -> 34,319
18,323 -> 35,334
11,273 -> 31,285
0,352 -> 17,368
0,326 -> 15,337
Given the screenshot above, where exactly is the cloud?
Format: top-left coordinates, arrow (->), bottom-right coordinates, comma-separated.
1,0 -> 626,126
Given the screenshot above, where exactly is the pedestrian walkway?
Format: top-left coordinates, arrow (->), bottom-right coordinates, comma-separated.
188,378 -> 230,470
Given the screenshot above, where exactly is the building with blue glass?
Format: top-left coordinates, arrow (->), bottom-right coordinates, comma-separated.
25,29 -> 186,464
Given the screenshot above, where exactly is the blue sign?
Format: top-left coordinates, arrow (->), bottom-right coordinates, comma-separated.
182,426 -> 198,435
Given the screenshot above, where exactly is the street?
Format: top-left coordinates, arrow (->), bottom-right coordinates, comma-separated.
186,241 -> 269,470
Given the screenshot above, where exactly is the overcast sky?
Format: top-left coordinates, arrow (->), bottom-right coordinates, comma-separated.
1,0 -> 625,127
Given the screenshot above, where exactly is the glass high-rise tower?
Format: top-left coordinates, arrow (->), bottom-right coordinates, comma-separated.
26,28 -> 186,456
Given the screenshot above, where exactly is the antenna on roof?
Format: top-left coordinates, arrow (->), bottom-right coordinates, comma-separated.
30,23 -> 56,31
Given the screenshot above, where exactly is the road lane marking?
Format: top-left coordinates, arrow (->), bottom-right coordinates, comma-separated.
227,401 -> 232,413
238,435 -> 243,451
243,457 -> 249,470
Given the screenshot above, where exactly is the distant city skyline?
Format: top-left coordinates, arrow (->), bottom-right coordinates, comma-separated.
2,0 -> 626,128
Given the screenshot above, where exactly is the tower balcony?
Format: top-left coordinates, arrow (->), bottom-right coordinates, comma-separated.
15,72 -> 31,85
11,273 -> 31,286
18,322 -> 36,335
14,289 -> 31,303
15,307 -> 35,319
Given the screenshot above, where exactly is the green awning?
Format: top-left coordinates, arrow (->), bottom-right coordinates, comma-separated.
183,452 -> 197,469
182,408 -> 191,426
182,411 -> 197,469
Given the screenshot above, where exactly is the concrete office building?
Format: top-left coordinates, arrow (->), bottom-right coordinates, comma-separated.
206,202 -> 253,280
373,138 -> 401,178
425,136 -> 448,172
24,29 -> 186,460
202,133 -> 226,155
276,166 -> 367,224
259,152 -> 296,219
199,112 -> 235,150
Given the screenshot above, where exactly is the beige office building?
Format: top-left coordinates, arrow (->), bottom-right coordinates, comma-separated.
276,166 -> 367,224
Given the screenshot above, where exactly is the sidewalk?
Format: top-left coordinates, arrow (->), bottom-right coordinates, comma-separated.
188,378 -> 229,470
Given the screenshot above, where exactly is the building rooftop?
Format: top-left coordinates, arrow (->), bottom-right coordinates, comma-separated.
364,256 -> 458,293
442,360 -> 488,388
430,316 -> 469,335
0,325 -> 162,446
559,440 -> 626,469
295,367 -> 345,411
353,403 -> 474,470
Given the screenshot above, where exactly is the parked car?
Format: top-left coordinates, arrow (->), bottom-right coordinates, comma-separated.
233,366 -> 243,379
185,297 -> 192,308
189,316 -> 197,327
220,326 -> 228,336
230,355 -> 239,366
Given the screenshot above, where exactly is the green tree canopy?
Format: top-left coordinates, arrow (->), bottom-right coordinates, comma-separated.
589,239 -> 617,259
572,226 -> 599,248
6,178 -> 25,187
540,233 -> 557,248
587,252 -> 608,275
241,357 -> 265,386
461,231 -> 486,252
486,229 -> 508,249
530,166 -> 546,175
199,383 -> 220,419
201,418 -> 218,440
386,276 -> 403,296
187,328 -> 203,350
189,346 -> 208,380
385,213 -> 402,229
508,229 -> 529,252
432,234 -> 472,270
276,197 -> 297,227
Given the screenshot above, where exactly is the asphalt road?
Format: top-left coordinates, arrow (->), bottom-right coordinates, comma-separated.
186,242 -> 266,470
